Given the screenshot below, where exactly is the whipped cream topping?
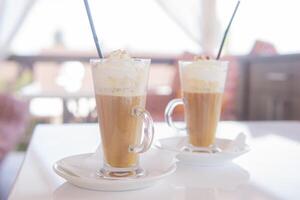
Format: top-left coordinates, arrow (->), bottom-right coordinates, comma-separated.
193,55 -> 211,61
107,49 -> 131,60
180,60 -> 228,93
92,50 -> 150,96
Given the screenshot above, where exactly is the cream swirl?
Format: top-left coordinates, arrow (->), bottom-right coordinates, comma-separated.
91,50 -> 150,96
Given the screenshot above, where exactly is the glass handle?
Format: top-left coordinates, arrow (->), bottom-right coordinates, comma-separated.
165,98 -> 186,131
129,107 -> 155,154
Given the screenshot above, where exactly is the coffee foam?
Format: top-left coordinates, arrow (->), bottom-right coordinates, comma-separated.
180,60 -> 227,93
91,51 -> 149,96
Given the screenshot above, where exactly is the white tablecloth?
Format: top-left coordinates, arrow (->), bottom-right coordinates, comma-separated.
8,121 -> 300,200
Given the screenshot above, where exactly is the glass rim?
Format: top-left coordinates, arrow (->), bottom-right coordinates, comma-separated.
90,58 -> 151,65
178,60 -> 229,66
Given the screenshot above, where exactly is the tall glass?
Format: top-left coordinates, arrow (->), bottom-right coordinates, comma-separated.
165,60 -> 228,152
91,58 -> 154,178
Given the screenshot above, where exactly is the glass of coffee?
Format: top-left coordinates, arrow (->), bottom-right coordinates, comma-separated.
91,50 -> 154,178
165,59 -> 228,152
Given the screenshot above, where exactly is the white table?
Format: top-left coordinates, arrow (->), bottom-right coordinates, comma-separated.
8,122 -> 300,200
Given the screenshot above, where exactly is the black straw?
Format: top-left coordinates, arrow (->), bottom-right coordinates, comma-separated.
216,0 -> 240,60
83,0 -> 103,58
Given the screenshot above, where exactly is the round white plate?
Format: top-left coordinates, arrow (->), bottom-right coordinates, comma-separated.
53,153 -> 176,191
156,136 -> 250,166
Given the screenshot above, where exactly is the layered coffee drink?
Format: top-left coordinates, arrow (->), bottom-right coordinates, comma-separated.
165,59 -> 228,150
95,95 -> 145,167
184,92 -> 223,147
91,50 -> 153,177
181,60 -> 227,147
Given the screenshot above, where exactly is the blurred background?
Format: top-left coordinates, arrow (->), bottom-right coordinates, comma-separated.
0,0 -> 299,199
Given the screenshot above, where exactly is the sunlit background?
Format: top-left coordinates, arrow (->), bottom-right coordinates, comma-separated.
0,0 -> 300,199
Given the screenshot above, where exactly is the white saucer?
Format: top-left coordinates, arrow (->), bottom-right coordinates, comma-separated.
53,149 -> 176,191
156,135 -> 249,166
